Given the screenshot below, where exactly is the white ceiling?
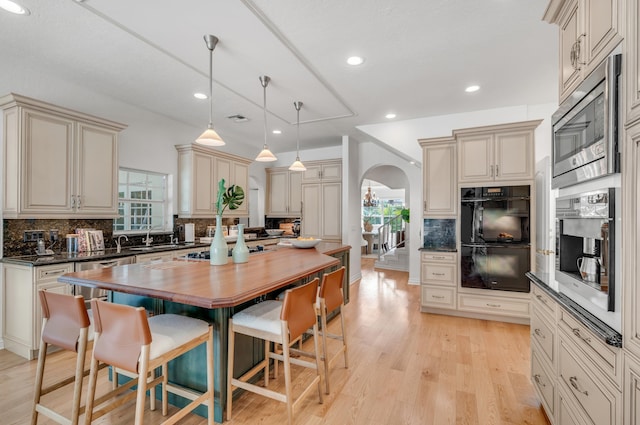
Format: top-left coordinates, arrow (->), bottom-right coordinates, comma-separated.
0,0 -> 558,156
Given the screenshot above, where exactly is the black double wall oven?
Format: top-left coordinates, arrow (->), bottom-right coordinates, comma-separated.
460,186 -> 531,293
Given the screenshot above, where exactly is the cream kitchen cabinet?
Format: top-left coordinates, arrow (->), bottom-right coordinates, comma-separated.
265,167 -> 302,217
544,0 -> 623,102
176,144 -> 251,218
1,262 -> 74,360
213,155 -> 250,217
301,182 -> 342,241
418,138 -> 457,216
624,353 -> 640,425
1,93 -> 125,219
457,121 -> 539,184
626,0 -> 640,124
301,160 -> 342,183
420,251 -> 457,310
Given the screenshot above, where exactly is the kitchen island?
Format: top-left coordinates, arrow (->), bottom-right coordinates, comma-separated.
57,243 -> 350,422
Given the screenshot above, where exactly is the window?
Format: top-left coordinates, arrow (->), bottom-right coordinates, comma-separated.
113,168 -> 168,234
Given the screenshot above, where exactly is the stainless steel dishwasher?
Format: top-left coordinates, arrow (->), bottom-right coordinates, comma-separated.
73,256 -> 134,306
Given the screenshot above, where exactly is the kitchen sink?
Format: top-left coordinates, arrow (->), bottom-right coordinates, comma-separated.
129,244 -> 180,251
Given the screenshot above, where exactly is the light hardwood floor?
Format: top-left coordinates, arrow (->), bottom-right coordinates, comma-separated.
0,258 -> 550,424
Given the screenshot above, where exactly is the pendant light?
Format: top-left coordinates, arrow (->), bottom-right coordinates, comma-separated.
195,35 -> 225,146
255,75 -> 277,162
289,101 -> 306,171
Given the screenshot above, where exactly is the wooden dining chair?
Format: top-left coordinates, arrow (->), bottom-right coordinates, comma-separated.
227,278 -> 323,425
316,266 -> 348,394
84,299 -> 214,425
32,291 -> 91,425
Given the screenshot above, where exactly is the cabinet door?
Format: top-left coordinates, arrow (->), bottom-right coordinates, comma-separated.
423,142 -> 456,215
321,162 -> 342,181
76,122 -> 119,216
231,160 -> 249,215
301,183 -> 321,238
458,134 -> 493,182
192,152 -> 215,217
624,123 -> 640,358
494,129 -> 534,181
302,164 -> 322,183
288,171 -> 302,215
624,353 -> 640,425
626,0 -> 640,124
584,0 -> 621,71
321,182 -> 342,240
267,170 -> 289,216
559,0 -> 582,101
21,109 -> 74,214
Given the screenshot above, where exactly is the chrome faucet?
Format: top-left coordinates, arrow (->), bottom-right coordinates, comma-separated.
115,234 -> 129,253
142,228 -> 153,247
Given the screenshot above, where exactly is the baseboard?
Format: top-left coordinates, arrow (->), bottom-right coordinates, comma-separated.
408,277 -> 420,286
420,306 -> 530,325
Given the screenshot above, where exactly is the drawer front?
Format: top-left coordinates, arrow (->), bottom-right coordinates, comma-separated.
559,338 -> 618,425
531,307 -> 556,365
421,286 -> 456,310
558,309 -> 620,384
559,389 -> 588,425
457,293 -> 530,318
421,262 -> 456,286
531,284 -> 556,319
531,351 -> 555,417
135,252 -> 174,264
420,252 -> 456,263
35,263 -> 74,283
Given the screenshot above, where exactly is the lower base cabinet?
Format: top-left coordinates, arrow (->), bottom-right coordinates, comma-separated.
624,353 -> 640,425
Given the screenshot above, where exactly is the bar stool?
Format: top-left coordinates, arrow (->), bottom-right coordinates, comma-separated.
316,266 -> 348,394
32,291 -> 91,425
227,279 -> 323,425
84,299 -> 214,425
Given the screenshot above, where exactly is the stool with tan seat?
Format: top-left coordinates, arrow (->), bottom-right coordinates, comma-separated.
83,299 -> 214,425
32,291 -> 91,425
316,266 -> 348,394
226,279 -> 323,425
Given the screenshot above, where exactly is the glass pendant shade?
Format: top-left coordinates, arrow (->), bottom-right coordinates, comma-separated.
255,75 -> 277,162
289,101 -> 306,171
196,126 -> 224,146
195,34 -> 225,146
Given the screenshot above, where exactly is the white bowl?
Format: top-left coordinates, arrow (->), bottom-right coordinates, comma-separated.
265,229 -> 285,236
290,238 -> 321,249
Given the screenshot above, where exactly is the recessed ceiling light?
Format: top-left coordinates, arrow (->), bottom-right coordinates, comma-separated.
385,113 -> 396,119
272,130 -> 282,135
193,93 -> 208,100
465,85 -> 480,93
0,0 -> 30,15
347,56 -> 364,66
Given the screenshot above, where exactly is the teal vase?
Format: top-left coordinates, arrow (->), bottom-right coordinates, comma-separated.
232,224 -> 249,264
210,215 -> 228,265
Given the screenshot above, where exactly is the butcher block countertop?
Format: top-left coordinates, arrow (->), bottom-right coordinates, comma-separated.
58,244 -> 347,309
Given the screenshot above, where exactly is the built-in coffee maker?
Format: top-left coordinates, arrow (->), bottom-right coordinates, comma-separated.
555,188 -> 616,311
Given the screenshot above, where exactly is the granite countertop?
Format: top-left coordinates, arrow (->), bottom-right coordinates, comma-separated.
526,271 -> 622,348
1,235 -> 283,266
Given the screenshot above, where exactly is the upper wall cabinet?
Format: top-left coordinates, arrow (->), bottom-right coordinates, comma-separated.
265,167 -> 302,217
1,93 -> 126,219
418,138 -> 457,216
457,120 -> 540,184
626,0 -> 640,125
176,144 -> 251,218
301,160 -> 341,183
544,0 -> 623,102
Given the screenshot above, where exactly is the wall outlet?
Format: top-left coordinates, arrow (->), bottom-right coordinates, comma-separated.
23,230 -> 44,242
49,230 -> 59,242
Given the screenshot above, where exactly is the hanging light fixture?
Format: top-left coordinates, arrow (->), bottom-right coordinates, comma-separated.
195,34 -> 225,146
255,75 -> 277,162
363,181 -> 379,207
289,101 -> 306,171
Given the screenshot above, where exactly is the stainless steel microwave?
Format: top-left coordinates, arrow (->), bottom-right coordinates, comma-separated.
551,54 -> 621,189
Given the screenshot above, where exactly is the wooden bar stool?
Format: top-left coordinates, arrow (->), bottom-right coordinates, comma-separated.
32,291 -> 91,425
316,266 -> 348,394
227,279 -> 323,425
84,299 -> 214,425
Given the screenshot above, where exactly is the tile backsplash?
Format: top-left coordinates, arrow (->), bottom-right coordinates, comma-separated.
423,218 -> 456,250
2,216 -> 242,257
